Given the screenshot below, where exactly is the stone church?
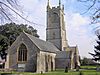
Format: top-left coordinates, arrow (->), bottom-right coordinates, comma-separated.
5,0 -> 80,73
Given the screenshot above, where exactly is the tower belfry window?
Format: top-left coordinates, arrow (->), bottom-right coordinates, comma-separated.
18,44 -> 27,62
51,12 -> 59,23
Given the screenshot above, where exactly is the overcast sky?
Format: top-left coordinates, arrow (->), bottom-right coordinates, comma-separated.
18,0 -> 98,58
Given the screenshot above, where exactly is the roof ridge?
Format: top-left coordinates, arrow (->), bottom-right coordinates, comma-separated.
24,32 -> 56,46
23,32 -> 42,50
22,32 -> 59,53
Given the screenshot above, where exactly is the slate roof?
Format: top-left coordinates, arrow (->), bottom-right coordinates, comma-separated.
55,46 -> 78,59
55,51 -> 72,59
24,32 -> 59,53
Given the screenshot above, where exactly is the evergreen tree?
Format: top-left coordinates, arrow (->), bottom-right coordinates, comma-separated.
89,35 -> 100,62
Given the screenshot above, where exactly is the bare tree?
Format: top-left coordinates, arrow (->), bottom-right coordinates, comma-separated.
78,0 -> 100,24
0,0 -> 44,26
0,0 -> 34,24
0,0 -> 21,23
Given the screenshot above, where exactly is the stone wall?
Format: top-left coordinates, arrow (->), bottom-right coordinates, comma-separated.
55,58 -> 71,69
6,32 -> 56,73
37,51 -> 56,73
46,5 -> 68,51
6,33 -> 39,72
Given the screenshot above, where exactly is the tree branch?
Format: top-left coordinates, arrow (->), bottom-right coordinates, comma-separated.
0,1 -> 45,26
81,0 -> 97,14
78,0 -> 90,2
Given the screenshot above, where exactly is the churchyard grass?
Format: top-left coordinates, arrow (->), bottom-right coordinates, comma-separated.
80,65 -> 97,69
0,70 -> 100,75
1,66 -> 100,75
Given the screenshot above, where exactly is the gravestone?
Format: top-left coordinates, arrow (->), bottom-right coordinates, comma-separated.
65,66 -> 68,72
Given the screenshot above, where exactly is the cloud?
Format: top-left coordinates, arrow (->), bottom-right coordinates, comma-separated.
66,12 -> 91,40
65,12 -> 94,58
66,12 -> 90,27
19,0 -> 47,40
71,13 -> 90,26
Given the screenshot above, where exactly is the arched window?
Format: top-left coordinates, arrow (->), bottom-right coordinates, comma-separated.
18,44 -> 27,62
51,12 -> 59,23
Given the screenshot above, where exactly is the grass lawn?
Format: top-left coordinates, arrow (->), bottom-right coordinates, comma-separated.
1,66 -> 100,75
80,65 -> 97,69
0,71 -> 79,75
0,70 -> 100,75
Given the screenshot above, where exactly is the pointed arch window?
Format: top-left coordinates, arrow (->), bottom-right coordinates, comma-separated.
51,12 -> 59,23
18,44 -> 27,62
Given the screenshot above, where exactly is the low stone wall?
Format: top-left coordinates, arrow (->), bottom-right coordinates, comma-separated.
0,68 -> 17,72
0,73 -> 23,75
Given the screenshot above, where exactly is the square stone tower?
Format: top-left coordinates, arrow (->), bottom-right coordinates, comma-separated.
46,0 -> 68,51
